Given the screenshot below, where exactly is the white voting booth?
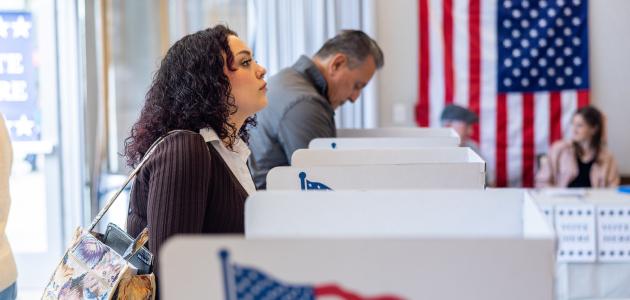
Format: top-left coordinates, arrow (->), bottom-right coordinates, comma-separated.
309,136 -> 460,149
245,189 -> 552,239
336,127 -> 459,138
530,189 -> 630,300
160,237 -> 550,300
159,189 -> 555,299
267,147 -> 486,190
310,127 -> 461,150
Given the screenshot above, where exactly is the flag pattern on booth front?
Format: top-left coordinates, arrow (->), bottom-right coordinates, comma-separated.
219,250 -> 403,300
416,0 -> 590,187
299,172 -> 333,190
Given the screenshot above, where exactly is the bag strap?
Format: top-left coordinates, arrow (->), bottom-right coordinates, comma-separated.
88,129 -> 198,231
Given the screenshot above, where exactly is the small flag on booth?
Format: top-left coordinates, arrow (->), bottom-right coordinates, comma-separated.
299,172 -> 333,191
219,250 -> 404,300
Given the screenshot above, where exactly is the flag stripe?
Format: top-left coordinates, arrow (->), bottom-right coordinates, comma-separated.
468,0 -> 481,143
562,90 -> 578,138
417,0 -> 430,126
443,0 -> 455,105
534,92 -> 551,171
549,91 -> 562,144
479,0 -> 498,185
453,0 -> 470,108
577,89 -> 590,109
314,284 -> 403,300
507,93 -> 523,186
428,0 -> 445,126
496,93 -> 507,187
522,93 -> 535,187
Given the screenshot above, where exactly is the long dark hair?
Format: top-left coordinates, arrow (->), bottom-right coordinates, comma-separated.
124,25 -> 256,167
573,105 -> 604,159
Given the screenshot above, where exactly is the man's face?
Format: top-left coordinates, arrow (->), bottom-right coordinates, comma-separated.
445,120 -> 473,145
326,54 -> 377,109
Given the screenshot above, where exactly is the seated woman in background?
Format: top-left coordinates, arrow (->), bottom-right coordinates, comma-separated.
536,106 -> 619,188
124,25 -> 267,280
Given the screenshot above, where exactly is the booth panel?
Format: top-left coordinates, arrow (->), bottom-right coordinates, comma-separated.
309,137 -> 460,149
337,128 -> 458,138
245,190 -> 527,238
266,165 -> 486,190
292,148 -> 474,167
160,237 -> 554,300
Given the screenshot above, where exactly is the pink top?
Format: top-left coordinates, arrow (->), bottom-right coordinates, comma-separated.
536,140 -> 620,188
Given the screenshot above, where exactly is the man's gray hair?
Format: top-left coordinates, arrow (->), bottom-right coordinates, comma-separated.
314,30 -> 384,69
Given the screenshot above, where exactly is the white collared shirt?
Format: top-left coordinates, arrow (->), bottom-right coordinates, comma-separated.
199,127 -> 256,196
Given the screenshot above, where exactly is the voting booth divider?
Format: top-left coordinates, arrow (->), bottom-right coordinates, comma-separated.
245,189 -> 552,239
159,189 -> 555,300
266,148 -> 485,190
309,137 -> 460,149
310,128 -> 461,149
292,147 -> 481,167
336,127 -> 459,138
159,127 -> 549,299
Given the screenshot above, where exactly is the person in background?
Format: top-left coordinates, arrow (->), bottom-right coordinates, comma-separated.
248,30 -> 384,189
536,106 -> 619,188
124,25 -> 267,283
440,104 -> 481,155
0,114 -> 17,300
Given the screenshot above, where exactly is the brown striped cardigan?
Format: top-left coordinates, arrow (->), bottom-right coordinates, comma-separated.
127,131 -> 248,280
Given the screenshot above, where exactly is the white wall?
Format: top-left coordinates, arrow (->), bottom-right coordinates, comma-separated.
589,0 -> 630,175
376,0 -> 418,127
375,0 -> 630,175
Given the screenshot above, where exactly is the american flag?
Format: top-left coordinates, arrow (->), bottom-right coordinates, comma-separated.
219,250 -> 403,300
415,0 -> 590,187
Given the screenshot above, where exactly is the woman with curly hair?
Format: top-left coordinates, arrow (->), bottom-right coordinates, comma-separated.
124,25 -> 267,278
536,106 -> 619,188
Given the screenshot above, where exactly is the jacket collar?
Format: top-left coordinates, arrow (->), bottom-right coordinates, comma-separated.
292,55 -> 328,100
199,127 -> 250,163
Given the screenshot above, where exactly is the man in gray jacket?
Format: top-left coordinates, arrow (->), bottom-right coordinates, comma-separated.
248,30 -> 384,189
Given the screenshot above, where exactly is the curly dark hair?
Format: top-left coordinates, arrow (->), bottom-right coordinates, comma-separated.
124,25 -> 256,167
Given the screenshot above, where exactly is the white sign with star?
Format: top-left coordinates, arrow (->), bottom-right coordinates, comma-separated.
13,114 -> 34,137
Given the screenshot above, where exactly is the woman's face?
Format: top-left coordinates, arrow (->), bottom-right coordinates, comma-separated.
571,114 -> 596,144
225,35 -> 268,120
